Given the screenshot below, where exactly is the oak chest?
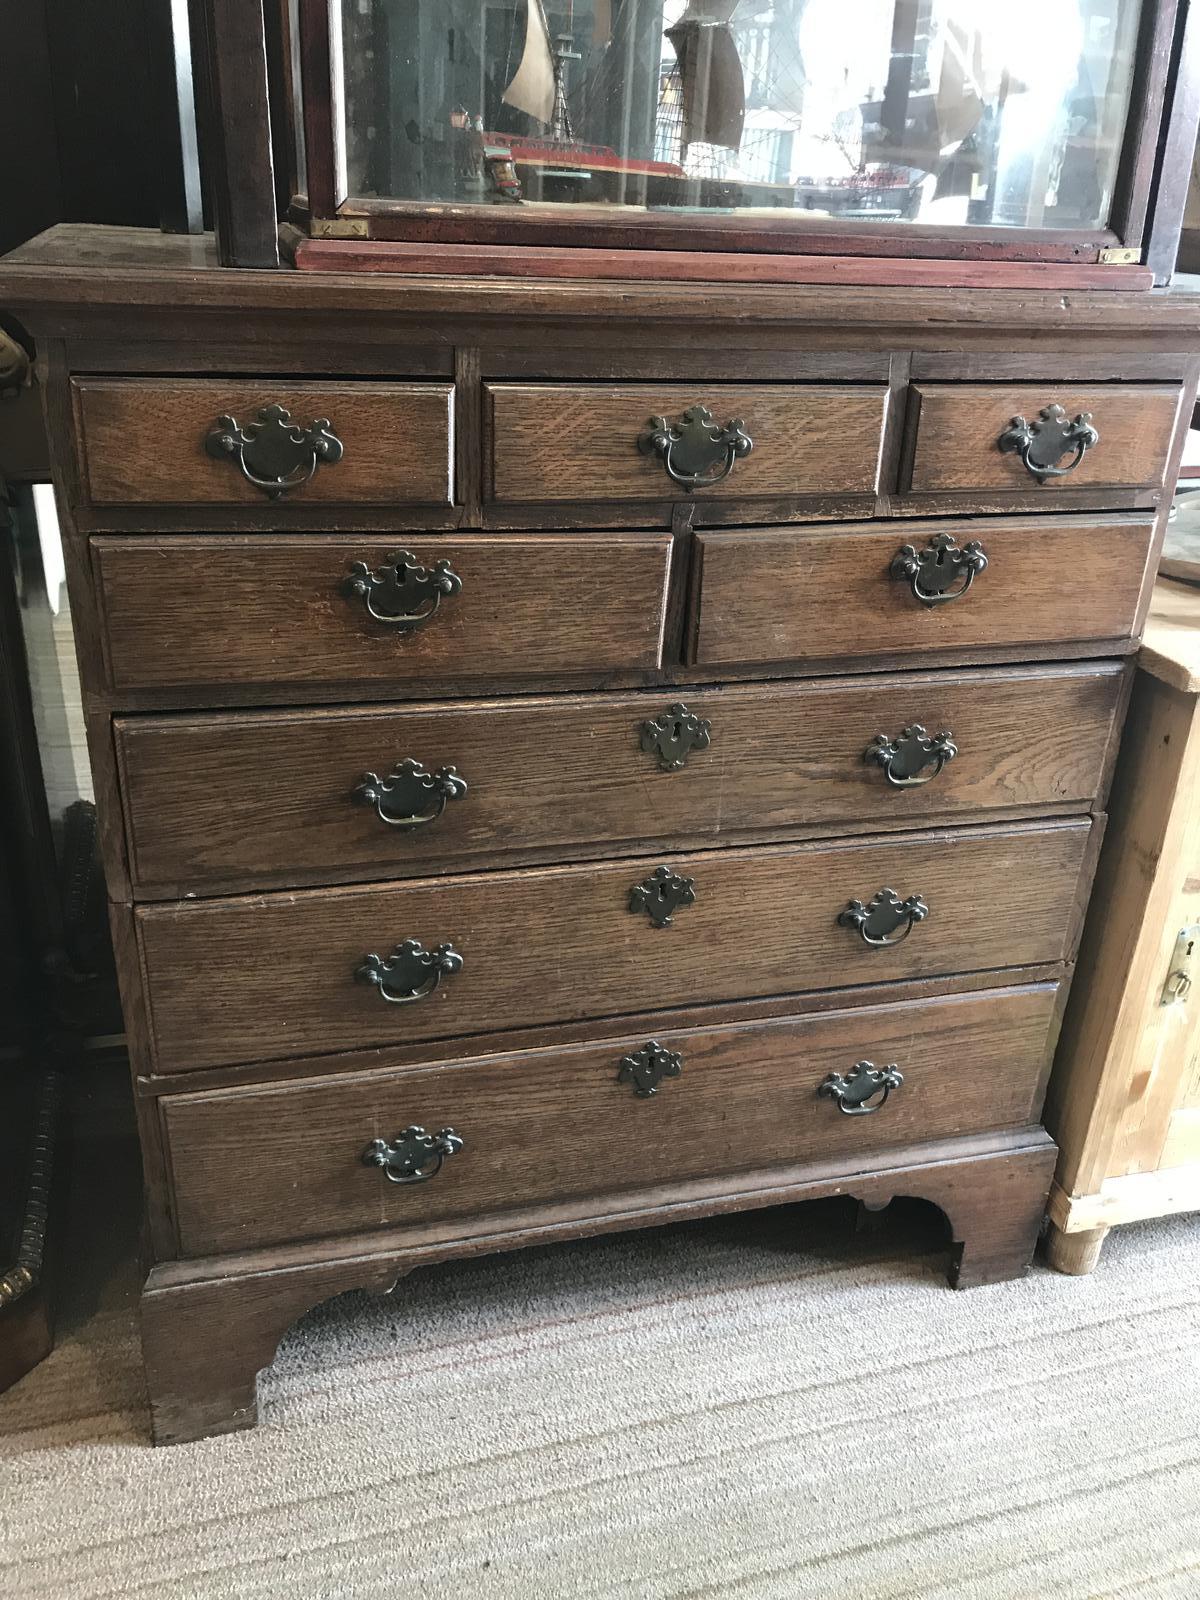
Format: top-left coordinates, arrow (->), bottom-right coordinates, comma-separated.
4,226 -> 1197,1443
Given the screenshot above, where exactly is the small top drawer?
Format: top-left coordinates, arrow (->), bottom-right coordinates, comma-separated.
486,383 -> 888,504
905,384 -> 1183,495
73,378 -> 455,506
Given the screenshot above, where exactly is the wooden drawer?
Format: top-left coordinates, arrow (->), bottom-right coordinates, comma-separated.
137,819 -> 1091,1072
690,515 -> 1155,668
94,533 -> 672,694
486,383 -> 888,503
161,983 -> 1060,1255
905,384 -> 1182,495
116,663 -> 1124,897
73,378 -> 455,506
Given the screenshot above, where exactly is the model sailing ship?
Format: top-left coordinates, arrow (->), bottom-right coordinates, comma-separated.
470,0 -> 693,204
465,0 -> 987,219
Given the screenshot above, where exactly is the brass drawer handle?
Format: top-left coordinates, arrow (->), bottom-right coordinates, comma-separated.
818,1060 -> 904,1116
355,939 -> 463,1003
618,1040 -> 683,1098
629,866 -> 696,928
204,404 -> 343,499
891,533 -> 987,607
363,1125 -> 464,1183
998,404 -> 1100,482
865,725 -> 958,788
353,760 -> 467,830
640,703 -> 712,771
342,549 -> 463,631
638,405 -> 752,491
838,888 -> 929,947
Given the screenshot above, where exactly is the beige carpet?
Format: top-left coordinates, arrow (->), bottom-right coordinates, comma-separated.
2,1085 -> 1200,1599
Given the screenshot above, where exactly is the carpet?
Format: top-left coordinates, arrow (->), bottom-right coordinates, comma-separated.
2,1084 -> 1199,1599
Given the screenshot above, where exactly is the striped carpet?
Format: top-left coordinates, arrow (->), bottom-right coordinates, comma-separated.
2,1096 -> 1199,1598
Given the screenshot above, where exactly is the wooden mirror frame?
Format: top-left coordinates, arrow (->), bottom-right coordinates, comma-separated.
193,0 -> 1200,282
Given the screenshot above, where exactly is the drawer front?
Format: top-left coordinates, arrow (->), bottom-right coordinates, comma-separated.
116,664 -> 1124,895
906,384 -> 1182,495
691,516 -> 1155,668
74,378 -> 455,506
486,383 -> 888,503
137,819 -> 1091,1072
95,533 -> 672,693
162,983 -> 1060,1255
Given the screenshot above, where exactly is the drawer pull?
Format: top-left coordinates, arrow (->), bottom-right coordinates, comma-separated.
818,1060 -> 904,1116
640,702 -> 712,771
363,1125 -> 464,1183
203,404 -> 344,499
891,533 -> 988,607
629,866 -> 696,927
618,1040 -> 683,1098
865,725 -> 958,788
342,549 -> 463,631
638,405 -> 753,491
353,759 -> 467,829
838,888 -> 929,947
998,405 -> 1100,482
355,939 -> 463,1003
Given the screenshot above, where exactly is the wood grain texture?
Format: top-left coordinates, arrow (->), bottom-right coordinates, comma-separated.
93,533 -> 672,693
161,984 -> 1061,1256
691,516 -> 1156,667
1139,578 -> 1200,691
1046,608 -> 1200,1217
8,227 -> 1200,340
486,383 -> 888,502
190,0 -> 279,268
114,663 -> 1125,897
73,378 -> 455,505
286,236 -> 1157,290
140,1126 -> 1056,1441
135,819 -> 1092,1073
906,384 -> 1183,493
131,967 -> 1070,1098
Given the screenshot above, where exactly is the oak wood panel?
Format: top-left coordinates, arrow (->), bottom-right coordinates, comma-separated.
115,663 -> 1125,897
162,983 -> 1060,1255
691,516 -> 1156,668
486,383 -> 888,502
73,378 -> 455,505
136,819 -> 1091,1072
132,966 -> 1068,1098
93,533 -> 672,693
906,384 -> 1183,494
288,237 -> 1156,291
9,227 -> 1200,340
1046,590 -> 1200,1233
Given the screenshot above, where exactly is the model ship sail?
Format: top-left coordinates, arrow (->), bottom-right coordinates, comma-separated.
665,0 -> 745,152
503,0 -> 558,125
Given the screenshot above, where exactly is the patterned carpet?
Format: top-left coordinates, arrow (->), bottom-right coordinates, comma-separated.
2,1080 -> 1200,1599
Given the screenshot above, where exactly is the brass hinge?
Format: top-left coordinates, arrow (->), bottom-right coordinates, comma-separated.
311,218 -> 370,239
1099,247 -> 1141,265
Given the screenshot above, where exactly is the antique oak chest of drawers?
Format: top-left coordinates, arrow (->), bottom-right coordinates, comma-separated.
4,228 -> 1198,1443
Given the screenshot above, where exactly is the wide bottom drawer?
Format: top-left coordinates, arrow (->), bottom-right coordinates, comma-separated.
162,982 -> 1059,1256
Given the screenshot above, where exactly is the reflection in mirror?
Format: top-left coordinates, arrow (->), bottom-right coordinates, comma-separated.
340,0 -> 1143,232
